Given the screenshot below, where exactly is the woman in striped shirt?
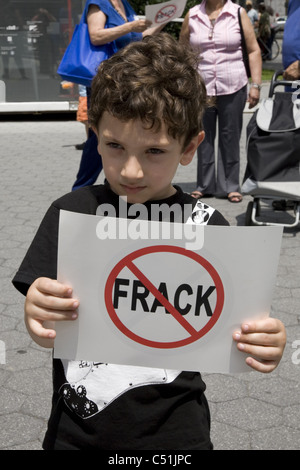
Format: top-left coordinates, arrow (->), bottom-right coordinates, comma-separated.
180,0 -> 261,203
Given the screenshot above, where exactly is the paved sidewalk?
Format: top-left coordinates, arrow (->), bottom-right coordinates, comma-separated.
0,95 -> 300,450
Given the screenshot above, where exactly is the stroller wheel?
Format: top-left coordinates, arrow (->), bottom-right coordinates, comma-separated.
245,201 -> 254,225
253,198 -> 261,216
272,199 -> 286,211
272,199 -> 295,211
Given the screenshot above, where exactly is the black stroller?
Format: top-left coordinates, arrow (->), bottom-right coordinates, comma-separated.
242,71 -> 300,228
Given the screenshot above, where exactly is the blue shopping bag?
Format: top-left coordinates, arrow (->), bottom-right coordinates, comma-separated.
57,10 -> 116,87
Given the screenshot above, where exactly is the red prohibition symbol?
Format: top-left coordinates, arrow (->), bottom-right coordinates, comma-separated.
155,5 -> 177,23
104,245 -> 225,349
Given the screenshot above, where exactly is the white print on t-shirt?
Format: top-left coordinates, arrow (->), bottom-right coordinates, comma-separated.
60,360 -> 180,419
59,199 -> 216,419
186,201 -> 216,225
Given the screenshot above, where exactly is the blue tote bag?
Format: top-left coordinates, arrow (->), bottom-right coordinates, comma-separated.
57,7 -> 116,87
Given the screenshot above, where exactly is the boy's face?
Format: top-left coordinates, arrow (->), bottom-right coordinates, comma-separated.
94,112 -> 203,204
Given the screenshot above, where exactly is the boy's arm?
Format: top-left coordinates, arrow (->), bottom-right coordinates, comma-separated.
233,317 -> 286,373
25,277 -> 79,348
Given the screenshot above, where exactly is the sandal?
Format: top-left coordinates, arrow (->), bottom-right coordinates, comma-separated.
228,192 -> 243,203
190,191 -> 204,199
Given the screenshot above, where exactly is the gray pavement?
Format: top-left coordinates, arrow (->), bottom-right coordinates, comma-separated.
0,72 -> 300,450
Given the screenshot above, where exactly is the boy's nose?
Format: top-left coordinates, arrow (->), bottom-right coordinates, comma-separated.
121,156 -> 144,180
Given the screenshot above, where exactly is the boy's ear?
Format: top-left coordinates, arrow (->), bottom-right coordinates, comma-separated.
91,125 -> 98,137
180,131 -> 205,166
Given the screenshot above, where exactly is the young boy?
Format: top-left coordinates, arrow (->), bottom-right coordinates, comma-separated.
12,33 -> 286,450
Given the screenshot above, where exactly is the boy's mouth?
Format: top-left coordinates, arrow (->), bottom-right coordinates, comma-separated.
120,184 -> 146,194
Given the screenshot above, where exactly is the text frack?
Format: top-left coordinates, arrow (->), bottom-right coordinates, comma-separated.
113,278 -> 216,317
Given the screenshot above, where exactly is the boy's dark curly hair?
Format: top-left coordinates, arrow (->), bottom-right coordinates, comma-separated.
89,33 -> 207,149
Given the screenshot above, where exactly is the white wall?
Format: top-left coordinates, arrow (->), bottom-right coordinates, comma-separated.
238,0 -> 287,16
264,0 -> 287,16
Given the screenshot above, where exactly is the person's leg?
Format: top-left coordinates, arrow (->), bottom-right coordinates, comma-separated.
194,106 -> 217,196
72,129 -> 103,191
72,87 -> 102,191
215,86 -> 247,199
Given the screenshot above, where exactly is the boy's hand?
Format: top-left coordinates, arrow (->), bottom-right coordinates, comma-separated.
233,317 -> 286,373
25,277 -> 79,347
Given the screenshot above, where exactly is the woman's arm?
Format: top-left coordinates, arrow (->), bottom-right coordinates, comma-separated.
142,22 -> 166,37
179,12 -> 190,44
283,60 -> 300,80
241,8 -> 262,108
87,4 -> 151,45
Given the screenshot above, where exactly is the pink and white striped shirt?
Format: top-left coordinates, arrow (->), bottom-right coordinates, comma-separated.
189,0 -> 248,96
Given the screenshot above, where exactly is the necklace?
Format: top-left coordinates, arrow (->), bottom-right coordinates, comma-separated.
206,1 -> 225,40
208,19 -> 216,40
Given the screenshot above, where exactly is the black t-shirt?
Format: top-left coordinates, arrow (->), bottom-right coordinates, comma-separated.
12,183 -> 229,450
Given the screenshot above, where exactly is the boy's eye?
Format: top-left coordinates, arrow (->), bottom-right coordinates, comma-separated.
147,148 -> 164,155
107,142 -> 122,149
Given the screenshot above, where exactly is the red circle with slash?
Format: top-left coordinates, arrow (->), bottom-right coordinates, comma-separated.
104,245 -> 224,349
155,5 -> 177,23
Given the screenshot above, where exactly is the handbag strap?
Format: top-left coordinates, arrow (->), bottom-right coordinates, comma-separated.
238,8 -> 246,44
79,1 -> 117,53
80,1 -> 92,24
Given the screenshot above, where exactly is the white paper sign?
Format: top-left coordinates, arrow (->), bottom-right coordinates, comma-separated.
145,0 -> 187,26
54,211 -> 282,373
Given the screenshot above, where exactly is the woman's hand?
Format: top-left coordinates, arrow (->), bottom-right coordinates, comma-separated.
283,60 -> 300,81
248,85 -> 260,109
130,19 -> 152,33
